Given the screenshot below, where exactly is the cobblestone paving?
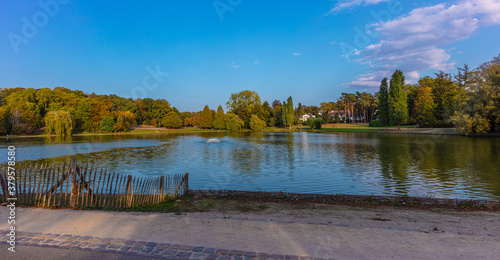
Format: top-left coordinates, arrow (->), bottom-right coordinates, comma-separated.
2,230 -> 333,260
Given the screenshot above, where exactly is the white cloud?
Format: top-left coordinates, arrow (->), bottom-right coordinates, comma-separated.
329,41 -> 336,45
346,0 -> 500,89
408,71 -> 420,79
291,53 -> 303,56
328,0 -> 389,15
227,62 -> 240,68
254,60 -> 260,64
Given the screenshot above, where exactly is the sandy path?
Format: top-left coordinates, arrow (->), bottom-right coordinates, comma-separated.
1,206 -> 499,259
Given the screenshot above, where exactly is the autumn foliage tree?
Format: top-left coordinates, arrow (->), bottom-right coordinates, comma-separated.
412,85 -> 436,125
199,105 -> 213,129
113,111 -> 136,132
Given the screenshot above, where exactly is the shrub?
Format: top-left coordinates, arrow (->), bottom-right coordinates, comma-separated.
307,117 -> 323,130
100,116 -> 114,132
369,119 -> 383,127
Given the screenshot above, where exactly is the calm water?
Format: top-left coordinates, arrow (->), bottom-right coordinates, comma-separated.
1,132 -> 499,199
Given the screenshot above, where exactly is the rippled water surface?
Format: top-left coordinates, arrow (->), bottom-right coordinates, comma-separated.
1,132 -> 499,199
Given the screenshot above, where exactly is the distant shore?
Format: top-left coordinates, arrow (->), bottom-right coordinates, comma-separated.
3,124 -> 496,139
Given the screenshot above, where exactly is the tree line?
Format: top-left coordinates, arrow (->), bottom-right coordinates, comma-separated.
376,54 -> 500,134
1,54 -> 498,136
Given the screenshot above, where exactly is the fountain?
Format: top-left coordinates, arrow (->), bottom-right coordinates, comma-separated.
207,138 -> 220,143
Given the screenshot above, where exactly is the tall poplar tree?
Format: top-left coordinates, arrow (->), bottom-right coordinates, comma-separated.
281,96 -> 294,129
388,70 -> 408,130
199,105 -> 213,129
377,78 -> 390,127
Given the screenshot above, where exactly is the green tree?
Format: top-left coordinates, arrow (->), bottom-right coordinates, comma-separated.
388,70 -> 407,129
306,117 -> 315,129
35,88 -> 54,115
151,99 -> 172,124
162,111 -> 183,128
172,107 -> 181,116
431,72 -> 464,122
226,90 -> 262,128
213,105 -> 226,130
262,101 -> 272,125
0,107 -> 10,134
200,105 -> 213,128
250,114 -> 266,131
45,110 -> 72,136
226,90 -> 262,112
268,117 -> 276,127
272,106 -> 283,127
225,113 -> 244,132
74,98 -> 94,131
100,116 -> 114,132
377,78 -> 390,127
306,117 -> 323,130
315,118 -> 323,130
452,54 -> 500,134
281,96 -> 294,129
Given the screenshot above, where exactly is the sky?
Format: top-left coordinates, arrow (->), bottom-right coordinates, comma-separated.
1,0 -> 499,112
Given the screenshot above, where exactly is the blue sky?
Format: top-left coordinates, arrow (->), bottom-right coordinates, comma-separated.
1,0 -> 499,111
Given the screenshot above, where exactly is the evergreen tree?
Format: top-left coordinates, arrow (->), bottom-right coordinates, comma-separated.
377,78 -> 390,127
213,105 -> 226,130
388,70 -> 407,130
199,105 -> 213,129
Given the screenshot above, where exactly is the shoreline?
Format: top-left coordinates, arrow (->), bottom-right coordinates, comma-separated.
187,190 -> 500,210
0,125 -> 472,139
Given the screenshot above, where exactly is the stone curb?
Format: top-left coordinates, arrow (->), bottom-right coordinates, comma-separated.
1,230 -> 333,260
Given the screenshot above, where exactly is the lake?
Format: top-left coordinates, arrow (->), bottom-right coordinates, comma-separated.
1,132 -> 499,200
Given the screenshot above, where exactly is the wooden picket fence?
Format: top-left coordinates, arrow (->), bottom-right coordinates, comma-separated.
0,159 -> 189,208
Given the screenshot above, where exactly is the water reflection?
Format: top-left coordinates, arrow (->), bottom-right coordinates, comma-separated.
1,132 -> 499,199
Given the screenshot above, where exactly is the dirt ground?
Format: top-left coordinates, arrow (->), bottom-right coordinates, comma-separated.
171,197 -> 500,237
2,199 -> 500,259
